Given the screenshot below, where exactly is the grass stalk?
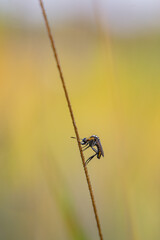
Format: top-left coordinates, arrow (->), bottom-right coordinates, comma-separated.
39,0 -> 103,239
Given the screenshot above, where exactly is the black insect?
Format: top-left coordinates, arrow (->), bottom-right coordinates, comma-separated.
71,135 -> 104,166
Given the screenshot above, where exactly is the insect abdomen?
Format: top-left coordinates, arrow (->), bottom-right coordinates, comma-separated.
97,151 -> 101,159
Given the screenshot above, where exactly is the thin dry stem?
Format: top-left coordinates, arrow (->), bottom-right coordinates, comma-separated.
39,0 -> 103,239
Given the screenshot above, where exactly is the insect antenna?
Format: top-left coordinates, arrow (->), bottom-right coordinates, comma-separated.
71,136 -> 83,140
71,137 -> 83,144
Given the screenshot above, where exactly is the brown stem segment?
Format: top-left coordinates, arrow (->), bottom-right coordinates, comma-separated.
39,1 -> 103,239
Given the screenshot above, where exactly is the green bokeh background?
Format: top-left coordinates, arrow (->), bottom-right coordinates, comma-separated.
0,9 -> 160,240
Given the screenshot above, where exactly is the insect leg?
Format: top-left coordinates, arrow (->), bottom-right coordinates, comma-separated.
82,145 -> 90,151
91,146 -> 98,154
81,143 -> 88,147
85,153 -> 97,166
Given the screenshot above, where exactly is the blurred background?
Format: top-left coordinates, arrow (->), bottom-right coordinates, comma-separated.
0,0 -> 160,239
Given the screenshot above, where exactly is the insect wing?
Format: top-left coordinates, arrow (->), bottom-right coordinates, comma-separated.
98,139 -> 104,157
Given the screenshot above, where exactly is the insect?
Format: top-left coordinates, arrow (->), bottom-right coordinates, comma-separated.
71,135 -> 104,166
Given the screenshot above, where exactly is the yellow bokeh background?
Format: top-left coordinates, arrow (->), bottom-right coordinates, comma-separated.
0,15 -> 160,240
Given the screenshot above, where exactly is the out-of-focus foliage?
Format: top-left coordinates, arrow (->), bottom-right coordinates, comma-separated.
0,18 -> 160,240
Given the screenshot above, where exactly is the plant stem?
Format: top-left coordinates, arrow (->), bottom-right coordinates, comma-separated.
39,1 -> 103,239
